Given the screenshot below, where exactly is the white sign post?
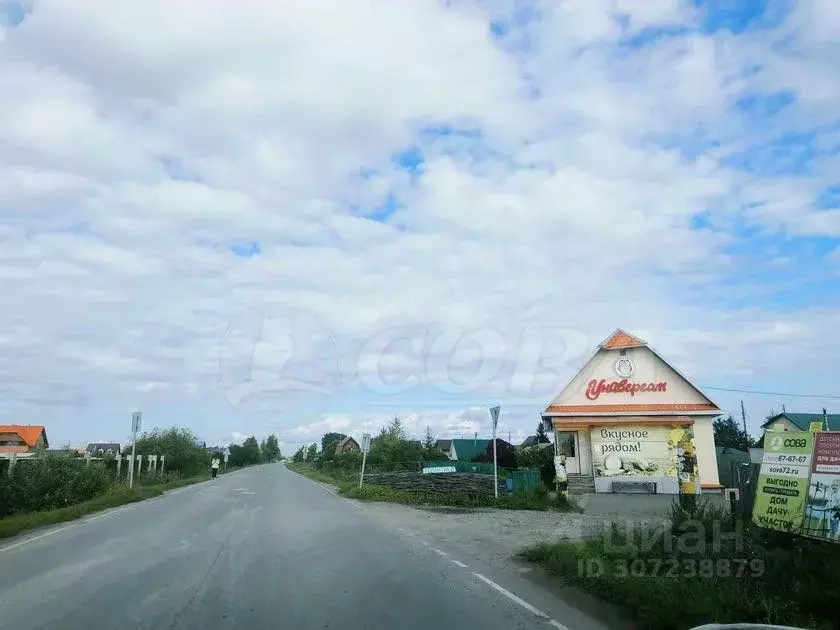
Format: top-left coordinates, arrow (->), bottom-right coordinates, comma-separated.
490,406 -> 500,499
128,411 -> 141,489
223,447 -> 230,469
359,433 -> 371,488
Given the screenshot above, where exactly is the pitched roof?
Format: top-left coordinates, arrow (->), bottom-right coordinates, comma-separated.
436,439 -> 452,451
0,425 -> 48,448
544,329 -> 721,417
450,439 -> 490,462
761,413 -> 840,432
601,329 -> 646,350
335,436 -> 359,453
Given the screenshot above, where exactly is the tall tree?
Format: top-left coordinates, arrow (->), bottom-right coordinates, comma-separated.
713,415 -> 755,451
388,417 -> 406,440
292,446 -> 305,462
423,426 -> 437,450
306,443 -> 318,461
422,425 -> 446,460
241,436 -> 262,465
263,434 -> 281,462
535,421 -> 550,444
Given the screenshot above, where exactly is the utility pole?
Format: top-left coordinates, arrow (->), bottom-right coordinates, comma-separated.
740,400 -> 748,439
128,411 -> 141,489
490,406 -> 500,500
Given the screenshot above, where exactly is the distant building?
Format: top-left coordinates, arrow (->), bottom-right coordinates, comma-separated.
520,435 -> 553,449
85,443 -> 121,456
761,412 -> 839,435
447,439 -> 491,462
334,436 -> 360,455
0,425 -> 48,457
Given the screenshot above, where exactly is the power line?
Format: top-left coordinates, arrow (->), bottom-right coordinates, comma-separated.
700,385 -> 840,401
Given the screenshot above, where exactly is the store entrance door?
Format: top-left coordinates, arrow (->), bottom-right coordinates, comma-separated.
557,431 -> 579,474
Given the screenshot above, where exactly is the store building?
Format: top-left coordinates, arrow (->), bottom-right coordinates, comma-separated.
541,330 -> 722,495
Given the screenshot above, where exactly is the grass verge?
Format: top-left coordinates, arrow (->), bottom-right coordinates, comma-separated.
519,499 -> 838,630
0,474 -> 211,540
286,463 -> 580,511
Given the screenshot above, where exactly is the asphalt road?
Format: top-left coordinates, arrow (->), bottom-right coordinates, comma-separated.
0,463 -> 618,630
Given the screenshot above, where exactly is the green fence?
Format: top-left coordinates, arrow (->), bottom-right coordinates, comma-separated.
505,468 -> 541,493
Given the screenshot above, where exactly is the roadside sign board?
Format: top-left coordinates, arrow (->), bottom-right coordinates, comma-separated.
422,466 -> 456,474
490,406 -> 500,430
802,431 -> 840,542
131,412 -> 142,434
752,431 -> 813,533
361,433 -> 371,454
810,421 -> 823,432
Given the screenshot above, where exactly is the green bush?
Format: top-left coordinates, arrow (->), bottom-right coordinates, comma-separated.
134,427 -> 209,477
521,497 -> 839,630
0,456 -> 111,517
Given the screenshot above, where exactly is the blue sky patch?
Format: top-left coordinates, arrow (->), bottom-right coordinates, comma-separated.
370,193 -> 400,222
392,147 -> 424,172
693,0 -> 793,34
722,130 -> 817,176
815,185 -> 840,209
735,90 -> 796,118
619,25 -> 694,50
0,1 -> 27,26
229,241 -> 261,257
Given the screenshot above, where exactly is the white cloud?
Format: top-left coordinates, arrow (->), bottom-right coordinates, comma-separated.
1,0 -> 838,445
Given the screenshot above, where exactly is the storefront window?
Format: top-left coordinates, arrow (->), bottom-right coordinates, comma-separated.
558,432 -> 576,458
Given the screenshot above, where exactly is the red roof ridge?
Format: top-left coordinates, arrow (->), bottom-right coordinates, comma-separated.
0,424 -> 47,447
601,329 -> 647,350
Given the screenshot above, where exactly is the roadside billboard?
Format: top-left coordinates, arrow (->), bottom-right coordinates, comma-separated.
752,431 -> 813,533
589,425 -> 698,492
802,431 -> 840,541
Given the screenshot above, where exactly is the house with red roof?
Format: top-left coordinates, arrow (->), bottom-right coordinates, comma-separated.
541,330 -> 722,495
0,425 -> 49,457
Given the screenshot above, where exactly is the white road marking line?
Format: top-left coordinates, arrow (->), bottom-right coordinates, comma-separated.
433,548 -> 448,557
0,523 -> 77,552
473,572 -> 570,630
451,559 -> 468,568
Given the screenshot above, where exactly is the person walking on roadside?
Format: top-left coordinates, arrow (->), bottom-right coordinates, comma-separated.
211,456 -> 220,479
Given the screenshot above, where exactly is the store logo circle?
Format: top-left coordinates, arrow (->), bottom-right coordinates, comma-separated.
769,435 -> 784,452
217,306 -> 340,413
614,357 -> 635,378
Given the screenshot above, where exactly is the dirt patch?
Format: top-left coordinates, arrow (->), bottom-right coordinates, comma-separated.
358,501 -> 591,572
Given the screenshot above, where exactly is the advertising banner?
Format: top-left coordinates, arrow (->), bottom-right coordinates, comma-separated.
589,425 -> 697,491
802,431 -> 840,542
752,431 -> 813,533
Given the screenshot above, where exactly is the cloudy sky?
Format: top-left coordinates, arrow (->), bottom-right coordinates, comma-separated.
1,0 -> 838,454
